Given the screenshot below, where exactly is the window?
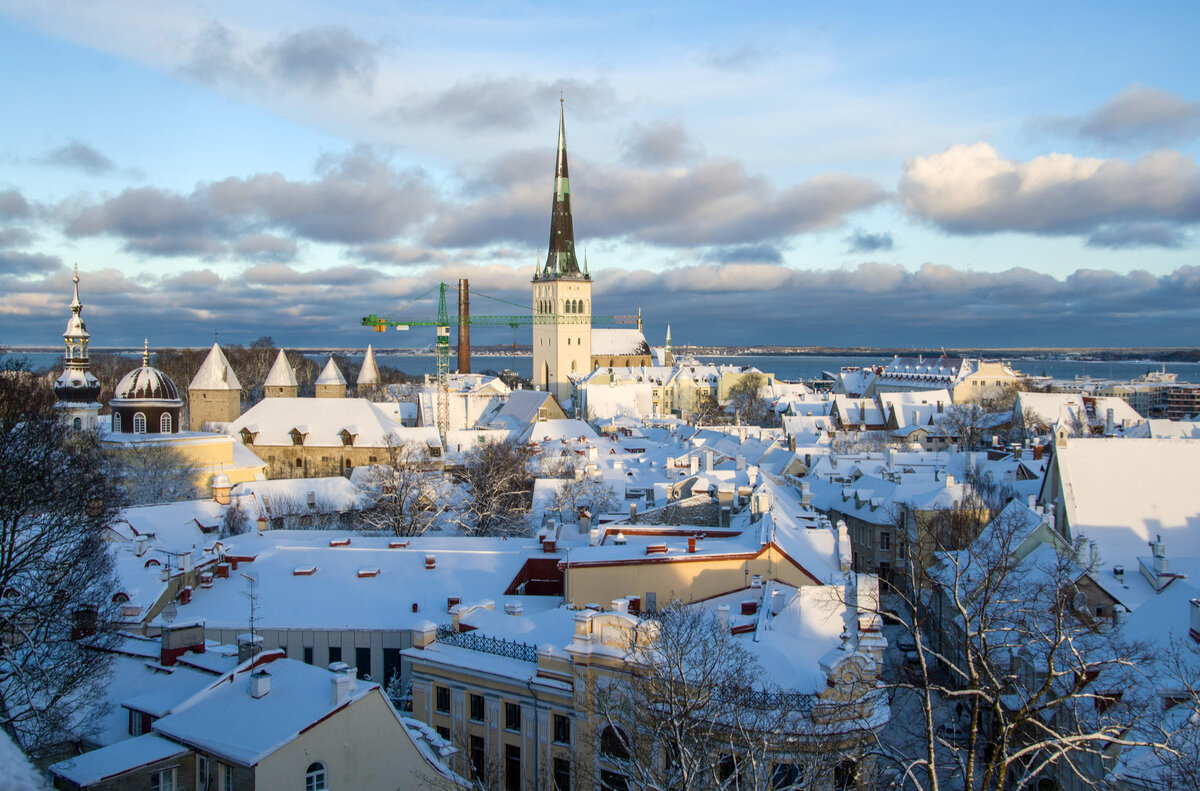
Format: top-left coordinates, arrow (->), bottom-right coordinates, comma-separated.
553,713 -> 570,744
436,725 -> 450,740
160,412 -> 172,433
553,757 -> 571,791
151,768 -> 176,791
599,770 -> 629,791
73,417 -> 82,430
833,759 -> 857,791
505,744 -> 521,791
600,726 -> 630,759
133,412 -> 147,434
770,762 -> 804,789
328,646 -> 342,665
470,693 -> 485,722
129,709 -> 143,736
880,531 -> 891,551
469,735 -> 486,780
436,686 -> 451,714
220,763 -> 234,791
112,413 -> 122,432
505,702 -> 521,731
303,646 -> 313,665
356,647 -> 372,681
305,762 -> 327,791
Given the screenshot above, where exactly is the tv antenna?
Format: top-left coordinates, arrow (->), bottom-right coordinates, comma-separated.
240,573 -> 260,647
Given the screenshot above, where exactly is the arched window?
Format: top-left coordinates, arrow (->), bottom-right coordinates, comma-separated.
112,413 -> 122,432
305,762 -> 328,791
833,759 -> 857,791
133,412 -> 147,434
160,413 -> 172,433
571,360 -> 577,372
600,726 -> 630,759
73,417 -> 82,430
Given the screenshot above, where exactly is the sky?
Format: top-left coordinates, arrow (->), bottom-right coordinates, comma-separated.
1,0 -> 1198,350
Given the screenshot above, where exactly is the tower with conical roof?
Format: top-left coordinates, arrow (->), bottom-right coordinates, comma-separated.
53,265 -> 102,431
315,357 -> 347,398
356,344 -> 381,398
188,342 -> 243,430
532,99 -> 592,403
263,349 -> 298,398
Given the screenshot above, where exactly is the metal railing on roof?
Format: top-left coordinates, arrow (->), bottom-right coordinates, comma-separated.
435,625 -> 538,663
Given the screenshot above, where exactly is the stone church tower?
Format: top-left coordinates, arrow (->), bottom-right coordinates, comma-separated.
188,343 -> 242,430
532,100 -> 591,404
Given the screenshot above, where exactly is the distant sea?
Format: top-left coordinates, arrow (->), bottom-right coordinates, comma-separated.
8,349 -> 1199,384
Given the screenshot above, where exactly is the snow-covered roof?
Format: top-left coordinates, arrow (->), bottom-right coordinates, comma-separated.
172,532 -> 541,631
1016,392 -> 1143,435
591,328 -> 651,357
49,734 -> 188,787
879,389 -> 952,428
189,343 -> 241,391
357,345 -> 381,385
231,476 -> 368,514
229,398 -> 435,449
487,390 -> 563,432
1053,438 -> 1200,566
151,655 -> 375,766
315,356 -> 347,386
263,349 -> 298,388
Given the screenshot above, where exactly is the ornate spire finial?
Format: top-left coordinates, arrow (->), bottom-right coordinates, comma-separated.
70,263 -> 83,311
142,339 -> 150,367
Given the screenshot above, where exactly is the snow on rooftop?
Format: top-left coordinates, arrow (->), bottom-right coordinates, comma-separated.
175,533 -> 538,631
229,398 -> 436,449
591,328 -> 650,357
189,343 -> 242,391
152,656 -> 374,766
1056,438 -> 1200,566
263,349 -> 298,388
315,356 -> 347,386
357,344 -> 381,385
49,734 -> 188,787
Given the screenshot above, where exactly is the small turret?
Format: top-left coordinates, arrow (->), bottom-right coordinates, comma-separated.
188,343 -> 242,431
315,357 -> 347,399
357,344 -> 381,394
263,349 -> 298,399
54,265 -> 103,431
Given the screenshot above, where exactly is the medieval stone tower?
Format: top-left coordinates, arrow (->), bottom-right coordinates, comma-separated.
188,343 -> 242,430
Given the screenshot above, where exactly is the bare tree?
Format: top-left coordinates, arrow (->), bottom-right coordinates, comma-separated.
727,372 -> 769,426
105,441 -> 202,504
690,392 -> 723,426
360,437 -> 440,536
0,365 -> 123,756
831,430 -> 892,454
590,604 -> 844,791
876,501 -> 1168,791
550,476 -> 619,523
454,439 -> 533,537
935,402 -> 991,450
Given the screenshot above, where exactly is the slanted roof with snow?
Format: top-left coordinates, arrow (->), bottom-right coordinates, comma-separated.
879,389 -> 952,428
315,357 -> 347,386
357,345 -> 381,385
264,349 -> 298,388
50,734 -> 188,787
229,398 -> 437,449
189,343 -> 241,391
591,328 -> 651,357
1051,438 -> 1200,566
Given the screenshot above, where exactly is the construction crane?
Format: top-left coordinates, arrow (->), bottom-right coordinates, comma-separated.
363,280 -> 637,442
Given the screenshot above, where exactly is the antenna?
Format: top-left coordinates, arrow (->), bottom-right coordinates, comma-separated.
241,573 -> 259,647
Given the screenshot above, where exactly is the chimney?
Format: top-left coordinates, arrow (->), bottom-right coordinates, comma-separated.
504,601 -> 524,616
589,528 -> 600,546
1105,408 -> 1115,434
1027,494 -> 1037,510
836,520 -> 852,573
330,666 -> 357,707
250,668 -> 270,698
629,503 -> 637,523
1033,444 -> 1044,461
134,534 -> 150,557
237,633 -> 263,664
425,554 -> 436,570
716,604 -> 730,631
610,598 -> 628,614
687,537 -> 696,553
689,455 -> 699,475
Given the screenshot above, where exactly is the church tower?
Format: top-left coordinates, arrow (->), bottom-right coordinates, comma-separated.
532,100 -> 592,404
53,265 -> 102,431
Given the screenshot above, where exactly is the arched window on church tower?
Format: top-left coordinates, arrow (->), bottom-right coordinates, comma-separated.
133,413 -> 147,434
160,413 -> 172,433
112,413 -> 122,433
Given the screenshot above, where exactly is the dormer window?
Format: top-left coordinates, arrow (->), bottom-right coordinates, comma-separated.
240,428 -> 256,445
290,428 -> 306,446
339,429 -> 356,447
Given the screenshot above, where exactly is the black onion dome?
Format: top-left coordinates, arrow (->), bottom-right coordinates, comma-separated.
54,369 -> 102,404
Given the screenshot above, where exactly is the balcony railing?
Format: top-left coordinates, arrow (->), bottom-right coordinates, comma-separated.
435,625 -> 538,663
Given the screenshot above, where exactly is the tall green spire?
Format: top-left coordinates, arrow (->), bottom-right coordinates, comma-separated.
543,98 -> 582,278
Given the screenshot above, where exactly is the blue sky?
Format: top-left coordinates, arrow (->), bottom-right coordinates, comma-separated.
1,1 -> 1198,349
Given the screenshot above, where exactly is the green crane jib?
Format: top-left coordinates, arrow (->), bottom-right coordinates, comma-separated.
363,282 -> 636,441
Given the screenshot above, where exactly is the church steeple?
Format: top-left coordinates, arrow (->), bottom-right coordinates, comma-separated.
54,265 -> 102,429
541,97 -> 583,279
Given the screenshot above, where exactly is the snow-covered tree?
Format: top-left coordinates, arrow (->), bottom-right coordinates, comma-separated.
360,436 -> 440,536
105,441 -> 201,504
0,366 -> 123,756
453,438 -> 533,537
